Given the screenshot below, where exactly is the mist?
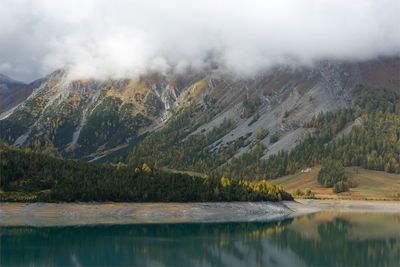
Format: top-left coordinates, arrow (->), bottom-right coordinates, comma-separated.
0,0 -> 399,82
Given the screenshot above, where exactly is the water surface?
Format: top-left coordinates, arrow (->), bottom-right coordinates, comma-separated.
1,212 -> 399,266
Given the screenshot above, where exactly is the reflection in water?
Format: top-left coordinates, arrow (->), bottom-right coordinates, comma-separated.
1,212 -> 399,267
274,213 -> 400,266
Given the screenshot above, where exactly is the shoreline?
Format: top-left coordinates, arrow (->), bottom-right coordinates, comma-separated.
284,199 -> 400,216
0,202 -> 291,227
0,200 -> 399,227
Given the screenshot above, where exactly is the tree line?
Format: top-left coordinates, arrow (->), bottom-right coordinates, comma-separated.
0,142 -> 292,202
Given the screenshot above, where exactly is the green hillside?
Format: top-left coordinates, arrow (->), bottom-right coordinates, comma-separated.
0,142 -> 292,202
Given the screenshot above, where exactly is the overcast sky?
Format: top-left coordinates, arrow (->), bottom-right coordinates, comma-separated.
0,0 -> 399,82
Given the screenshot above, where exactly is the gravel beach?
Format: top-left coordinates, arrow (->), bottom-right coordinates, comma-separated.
0,200 -> 399,226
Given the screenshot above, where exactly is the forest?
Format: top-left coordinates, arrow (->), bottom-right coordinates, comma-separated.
0,142 -> 292,202
128,88 -> 400,180
0,88 -> 398,202
219,88 -> 400,179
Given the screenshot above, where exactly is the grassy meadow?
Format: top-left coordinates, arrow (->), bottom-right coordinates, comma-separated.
272,166 -> 400,200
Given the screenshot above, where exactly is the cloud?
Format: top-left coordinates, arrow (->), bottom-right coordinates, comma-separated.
0,0 -> 399,81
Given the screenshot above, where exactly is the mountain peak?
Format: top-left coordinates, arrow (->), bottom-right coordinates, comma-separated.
0,73 -> 23,84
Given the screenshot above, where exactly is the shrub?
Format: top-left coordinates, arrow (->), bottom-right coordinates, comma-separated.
304,189 -> 316,199
284,110 -> 289,118
293,188 -> 315,199
293,189 -> 304,197
333,181 -> 350,193
270,133 -> 280,143
241,96 -> 261,118
317,160 -> 347,188
256,128 -> 270,140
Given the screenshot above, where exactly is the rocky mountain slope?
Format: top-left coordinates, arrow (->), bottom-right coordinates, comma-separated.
0,74 -> 40,115
0,57 -> 399,165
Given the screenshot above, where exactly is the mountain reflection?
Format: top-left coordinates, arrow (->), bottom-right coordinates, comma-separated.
1,212 -> 399,267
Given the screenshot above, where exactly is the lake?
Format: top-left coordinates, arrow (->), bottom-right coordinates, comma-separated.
1,212 -> 399,267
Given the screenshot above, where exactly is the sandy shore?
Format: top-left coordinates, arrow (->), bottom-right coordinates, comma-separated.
0,200 -> 399,226
0,202 -> 291,227
284,199 -> 400,215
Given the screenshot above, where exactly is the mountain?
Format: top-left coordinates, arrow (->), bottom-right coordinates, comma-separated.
0,57 -> 399,175
0,74 -> 40,115
0,69 -> 204,158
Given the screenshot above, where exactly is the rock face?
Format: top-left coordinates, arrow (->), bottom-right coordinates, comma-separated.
0,57 -> 399,162
0,74 -> 40,114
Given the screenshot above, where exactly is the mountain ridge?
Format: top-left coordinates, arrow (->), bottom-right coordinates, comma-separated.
0,73 -> 43,115
0,57 -> 399,170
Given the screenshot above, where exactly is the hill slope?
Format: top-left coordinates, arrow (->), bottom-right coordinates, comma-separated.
1,57 -> 398,165
272,167 -> 400,200
0,142 -> 292,202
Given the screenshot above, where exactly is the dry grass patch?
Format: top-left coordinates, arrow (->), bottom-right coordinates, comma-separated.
272,166 -> 400,200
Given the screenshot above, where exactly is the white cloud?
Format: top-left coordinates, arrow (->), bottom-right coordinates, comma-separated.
0,0 -> 399,81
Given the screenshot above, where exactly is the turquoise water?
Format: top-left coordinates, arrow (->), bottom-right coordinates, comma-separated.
1,212 -> 400,266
